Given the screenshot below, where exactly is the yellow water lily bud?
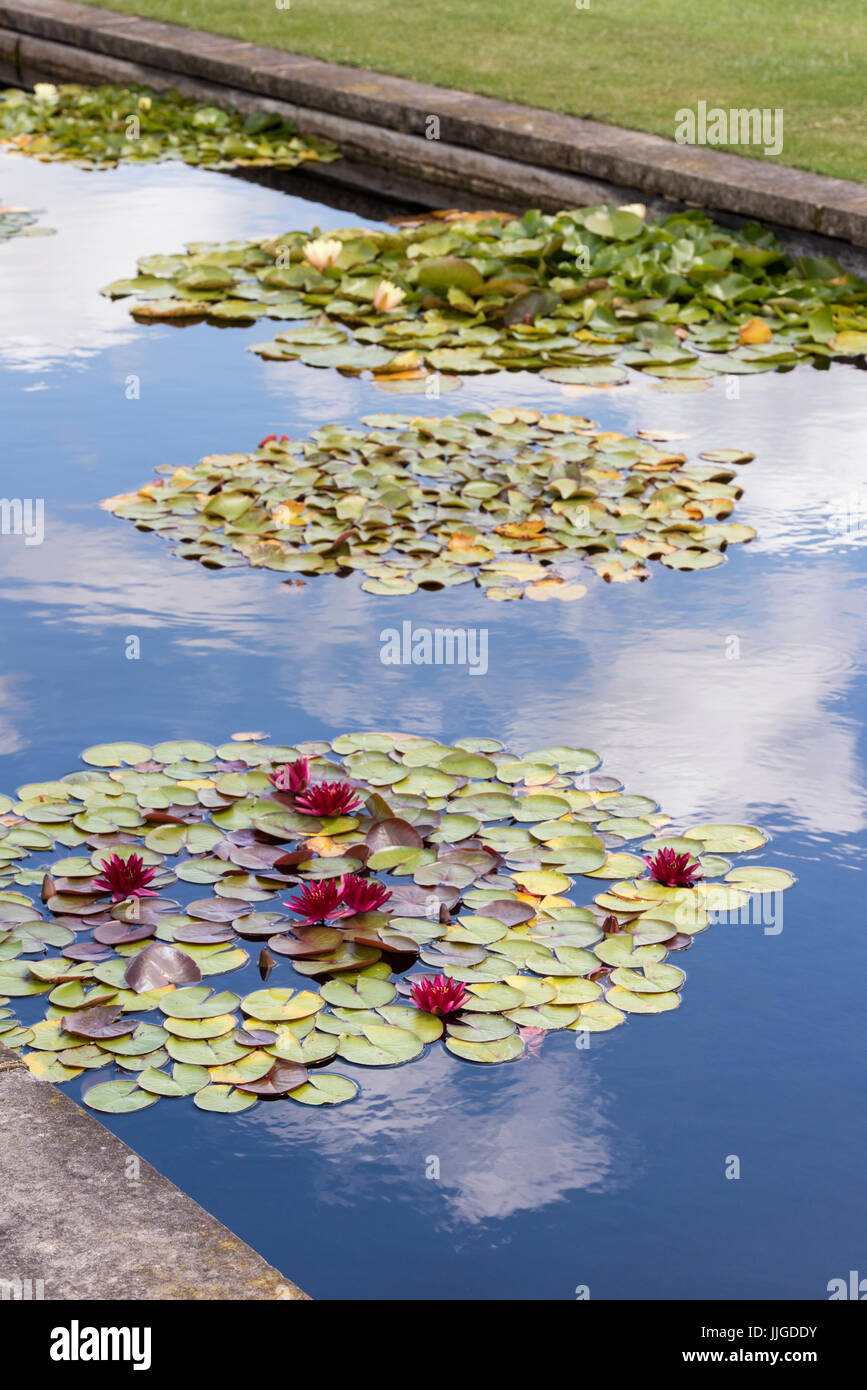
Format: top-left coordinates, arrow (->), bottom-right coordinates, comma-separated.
301,236 -> 342,270
372,279 -> 407,312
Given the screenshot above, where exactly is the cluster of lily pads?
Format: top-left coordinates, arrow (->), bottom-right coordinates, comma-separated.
102,410 -> 756,595
0,732 -> 792,1115
0,203 -> 47,241
100,206 -> 867,386
0,83 -> 340,171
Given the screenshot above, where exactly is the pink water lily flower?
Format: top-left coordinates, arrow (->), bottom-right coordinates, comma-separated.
295,781 -> 362,817
644,848 -> 703,887
269,756 -> 310,794
92,852 -> 159,902
372,279 -> 406,313
333,873 -> 392,917
410,975 -> 469,1017
284,878 -> 345,926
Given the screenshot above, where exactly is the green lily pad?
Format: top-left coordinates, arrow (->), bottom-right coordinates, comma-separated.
445,1034 -> 523,1064
83,1079 -> 159,1113
193,1084 -> 258,1113
288,1073 -> 358,1105
138,1063 -> 210,1096
337,1024 -> 425,1066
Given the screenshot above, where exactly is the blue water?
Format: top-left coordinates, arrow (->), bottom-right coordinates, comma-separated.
1,154 -> 866,1300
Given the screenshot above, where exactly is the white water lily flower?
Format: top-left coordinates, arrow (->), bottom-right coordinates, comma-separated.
372,279 -> 406,313
33,83 -> 59,103
301,236 -> 342,270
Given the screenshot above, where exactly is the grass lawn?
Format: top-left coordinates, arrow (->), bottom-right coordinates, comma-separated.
79,0 -> 866,184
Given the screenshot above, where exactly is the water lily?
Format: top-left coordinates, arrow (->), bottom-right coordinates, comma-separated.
33,84 -> 59,104
372,280 -> 406,313
334,873 -> 391,916
137,96 -> 152,112
284,878 -> 344,925
295,781 -> 362,817
644,848 -> 703,887
302,236 -> 342,271
92,852 -> 159,902
410,974 -> 469,1016
268,756 -> 310,794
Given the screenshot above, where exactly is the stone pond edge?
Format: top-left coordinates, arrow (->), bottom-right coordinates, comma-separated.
0,1040 -> 310,1301
0,0 -> 866,245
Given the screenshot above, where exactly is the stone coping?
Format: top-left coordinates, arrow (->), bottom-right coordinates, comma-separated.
0,0 -> 865,244
0,1042 -> 309,1301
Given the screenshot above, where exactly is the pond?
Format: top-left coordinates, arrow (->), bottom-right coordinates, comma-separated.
1,151 -> 866,1301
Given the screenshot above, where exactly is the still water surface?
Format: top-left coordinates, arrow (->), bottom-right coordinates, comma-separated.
1,154 -> 865,1299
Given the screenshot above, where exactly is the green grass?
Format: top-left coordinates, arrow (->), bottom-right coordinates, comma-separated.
79,0 -> 866,183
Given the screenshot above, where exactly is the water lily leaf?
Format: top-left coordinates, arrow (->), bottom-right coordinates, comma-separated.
684,823 -> 768,852
446,1013 -> 516,1042
606,985 -> 681,1014
24,1053 -> 83,1082
162,1012 -> 237,1039
241,987 -> 324,1021
509,869 -> 572,895
157,986 -> 239,1018
544,975 -> 602,1005
506,1003 -> 580,1029
104,1022 -> 170,1056
417,257 -> 486,296
337,1026 -> 425,1066
268,1029 -> 338,1064
49,980 -> 118,1010
288,1073 -> 358,1105
610,963 -> 685,993
320,976 -> 396,1008
138,1062 -> 210,1096
208,1050 -> 277,1084
570,1000 -> 625,1031
124,943 -> 201,992
236,1061 -> 308,1096
461,982 -> 524,1012
193,1084 -> 258,1113
723,866 -> 794,892
81,743 -> 152,767
84,1079 -> 159,1113
445,1034 -> 523,1063
165,1034 -> 250,1065
62,1005 -> 136,1040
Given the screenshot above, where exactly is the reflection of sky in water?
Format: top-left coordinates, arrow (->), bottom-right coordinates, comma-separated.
1,153 -> 866,1298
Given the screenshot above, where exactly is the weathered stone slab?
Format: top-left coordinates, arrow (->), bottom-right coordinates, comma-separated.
0,1043 -> 309,1301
